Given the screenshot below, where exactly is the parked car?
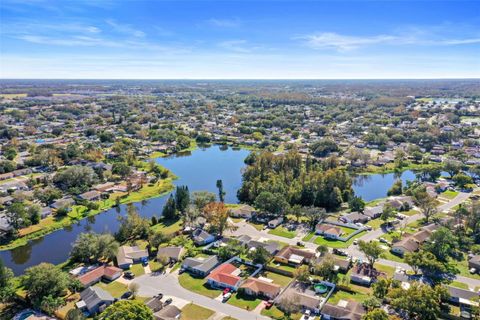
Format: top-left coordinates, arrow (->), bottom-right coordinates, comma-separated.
333,248 -> 348,256
179,268 -> 185,274
222,292 -> 232,302
142,257 -> 149,266
155,293 -> 164,300
265,300 -> 274,309
303,309 -> 311,319
164,298 -> 173,306
379,237 -> 390,245
223,288 -> 231,295
124,271 -> 135,279
121,291 -> 132,299
353,239 -> 358,245
297,241 -> 305,247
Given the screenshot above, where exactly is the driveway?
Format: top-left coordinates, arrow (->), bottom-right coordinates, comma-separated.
132,272 -> 271,320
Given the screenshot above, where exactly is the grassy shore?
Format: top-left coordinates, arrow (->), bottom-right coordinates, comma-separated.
0,177 -> 176,251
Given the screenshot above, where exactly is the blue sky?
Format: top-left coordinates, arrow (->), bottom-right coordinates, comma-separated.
1,0 -> 479,79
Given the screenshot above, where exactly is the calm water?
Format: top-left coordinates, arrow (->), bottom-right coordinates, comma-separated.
353,170 -> 417,202
0,146 -> 249,275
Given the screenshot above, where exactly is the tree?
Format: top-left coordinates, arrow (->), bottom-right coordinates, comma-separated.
53,165 -> 98,194
174,185 -> 190,214
6,201 -> 27,229
313,255 -> 338,283
372,278 -> 392,299
362,296 -> 382,311
362,309 -> 388,320
254,191 -> 288,216
191,191 -> 216,211
278,295 -> 300,317
112,162 -> 132,179
216,179 -> 225,202
148,231 -> 168,251
404,251 -> 424,275
218,240 -> 245,261
40,295 -> 65,315
203,202 -> 236,236
412,187 -> 437,223
66,308 -> 86,320
349,196 -> 365,212
387,179 -> 403,196
22,263 -> 71,306
162,194 -> 177,220
293,265 -> 310,282
388,282 -> 449,320
452,173 -> 473,189
423,227 -> 458,262
129,282 -> 140,298
98,300 -> 154,320
358,240 -> 383,267
34,186 -> 62,205
310,138 -> 339,157
248,247 -> 271,265
443,160 -> 462,178
0,258 -> 15,303
380,203 -> 396,224
116,204 -> 150,242
303,206 -> 327,229
70,232 -> 119,263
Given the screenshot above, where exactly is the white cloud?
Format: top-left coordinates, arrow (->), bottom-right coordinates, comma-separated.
105,19 -> 145,37
300,31 -> 480,51
206,18 -> 241,28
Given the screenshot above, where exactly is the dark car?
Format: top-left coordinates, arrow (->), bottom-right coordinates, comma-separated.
155,293 -> 164,300
121,291 -> 133,299
124,271 -> 135,279
297,241 -> 305,247
164,298 -> 173,306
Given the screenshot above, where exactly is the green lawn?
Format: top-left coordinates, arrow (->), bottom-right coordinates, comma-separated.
181,303 -> 215,320
314,230 -> 366,248
441,190 -> 459,200
366,219 -> 384,230
130,264 -> 145,276
302,231 -> 315,241
450,281 -> 469,289
456,259 -> 480,280
261,271 -> 294,287
381,250 -> 405,263
151,218 -> 183,235
227,291 -> 262,310
95,281 -> 127,298
267,261 -> 297,274
374,263 -> 395,277
261,305 -> 302,320
268,226 -> 296,239
178,273 -> 222,298
248,222 -> 265,231
328,289 -> 369,305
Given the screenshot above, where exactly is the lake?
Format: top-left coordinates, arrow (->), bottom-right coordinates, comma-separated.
0,145 -> 250,275
352,170 -> 417,202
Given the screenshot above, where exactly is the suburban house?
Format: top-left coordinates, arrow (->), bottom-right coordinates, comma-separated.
363,205 -> 383,219
116,245 -> 149,269
76,286 -> 114,315
78,190 -> 101,201
206,263 -> 242,291
315,223 -> 343,240
339,212 -> 369,224
77,265 -> 122,287
156,246 -> 186,263
321,299 -> 366,320
239,277 -> 281,299
229,204 -> 255,219
50,197 -> 75,210
391,225 -> 437,256
268,217 -> 283,228
182,255 -> 220,277
447,286 -> 479,309
278,281 -> 321,314
274,246 -> 316,265
246,239 -> 281,255
468,255 -> 480,272
350,264 -> 384,286
192,229 -> 215,246
314,255 -> 351,274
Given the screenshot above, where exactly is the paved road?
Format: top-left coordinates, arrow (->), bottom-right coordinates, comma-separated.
133,271 -> 271,320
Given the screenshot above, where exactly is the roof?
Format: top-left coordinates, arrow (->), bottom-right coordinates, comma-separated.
77,265 -> 121,286
280,281 -> 321,310
154,305 -> 181,320
240,277 -> 281,296
157,246 -> 185,260
183,255 -> 220,273
193,229 -> 213,242
116,246 -> 149,266
79,286 -> 114,311
207,263 -> 241,287
276,246 -> 315,261
316,224 -> 343,236
146,296 -> 163,313
321,300 -> 366,320
392,237 -> 419,253
79,190 -> 101,200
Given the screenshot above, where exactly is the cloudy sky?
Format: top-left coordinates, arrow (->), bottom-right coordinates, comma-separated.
1,0 -> 479,79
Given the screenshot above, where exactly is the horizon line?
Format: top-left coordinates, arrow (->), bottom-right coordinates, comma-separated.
1,77 -> 480,81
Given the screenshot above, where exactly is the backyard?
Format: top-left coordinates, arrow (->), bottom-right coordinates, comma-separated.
268,226 -> 297,239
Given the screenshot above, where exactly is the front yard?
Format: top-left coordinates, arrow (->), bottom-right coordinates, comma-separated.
268,226 -> 296,239
95,280 -> 128,298
314,230 -> 366,248
181,303 -> 215,320
227,291 -> 262,310
178,272 -> 222,298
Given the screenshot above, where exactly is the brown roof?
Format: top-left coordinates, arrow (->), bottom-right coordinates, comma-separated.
240,277 -> 281,296
392,237 -> 419,253
316,224 -> 343,236
77,265 -> 122,286
276,246 -> 316,260
321,300 -> 366,320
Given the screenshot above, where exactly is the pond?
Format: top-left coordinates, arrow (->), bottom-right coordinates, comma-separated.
0,145 -> 249,275
352,170 -> 417,202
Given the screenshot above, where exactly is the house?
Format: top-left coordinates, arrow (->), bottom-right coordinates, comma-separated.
40,207 -> 52,219
315,223 -> 343,239
50,197 -> 75,210
447,286 -> 479,308
391,226 -> 437,256
274,246 -> 316,265
314,255 -> 351,273
145,296 -> 164,313
350,264 -> 384,286
116,245 -> 149,269
93,182 -> 116,193
0,213 -> 12,234
363,205 -> 383,219
246,240 -> 280,255
77,265 -> 122,287
156,246 -> 185,263
268,217 -> 283,228
229,204 -> 255,219
239,277 -> 281,299
192,229 -> 215,245
339,212 -> 369,224
182,255 -> 220,277
278,281 -> 321,314
321,299 -> 366,320
206,263 -> 242,291
79,190 -> 101,201
76,286 -> 114,315
468,255 -> 480,272
154,305 -> 182,320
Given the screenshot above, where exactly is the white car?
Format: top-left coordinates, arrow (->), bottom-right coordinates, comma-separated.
222,292 -> 232,302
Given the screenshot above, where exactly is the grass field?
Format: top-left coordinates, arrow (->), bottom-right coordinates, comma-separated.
151,218 -> 183,235
181,303 -> 215,320
314,230 -> 366,248
227,291 -> 262,310
178,273 -> 222,298
95,281 -> 127,298
441,190 -> 459,200
261,271 -> 293,287
366,219 -> 384,230
302,231 -> 315,241
268,226 -> 296,239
